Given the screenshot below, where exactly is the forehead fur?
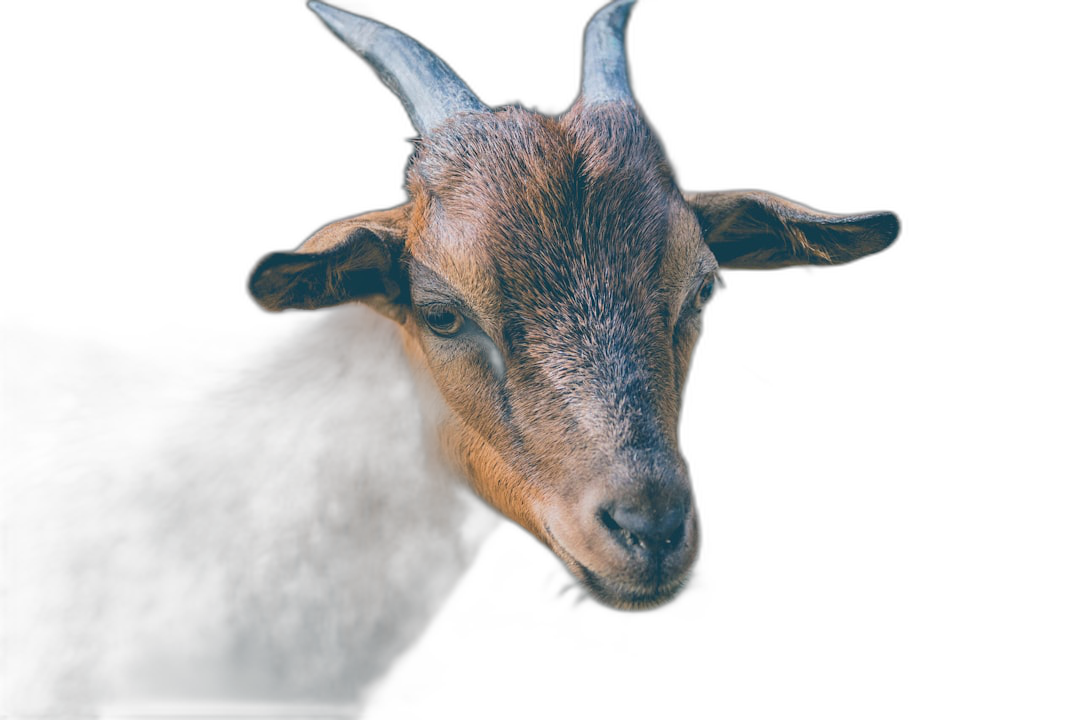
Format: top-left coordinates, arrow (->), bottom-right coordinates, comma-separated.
405,103 -> 679,334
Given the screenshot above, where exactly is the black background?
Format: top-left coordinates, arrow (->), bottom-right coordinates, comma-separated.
6,1 -> 954,716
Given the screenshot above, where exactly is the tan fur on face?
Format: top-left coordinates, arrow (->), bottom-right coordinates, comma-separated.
395,103 -> 707,605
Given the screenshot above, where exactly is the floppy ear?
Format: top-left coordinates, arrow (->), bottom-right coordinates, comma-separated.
685,190 -> 899,269
249,205 -> 410,321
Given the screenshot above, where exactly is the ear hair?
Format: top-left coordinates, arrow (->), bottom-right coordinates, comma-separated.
686,190 -> 899,270
248,206 -> 409,320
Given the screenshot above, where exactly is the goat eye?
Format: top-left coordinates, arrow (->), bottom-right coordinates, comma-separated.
693,275 -> 716,310
422,306 -> 464,337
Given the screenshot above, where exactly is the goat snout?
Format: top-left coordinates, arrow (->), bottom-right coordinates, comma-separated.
544,481 -> 698,608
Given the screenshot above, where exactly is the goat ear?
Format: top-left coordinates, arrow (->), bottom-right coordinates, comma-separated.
249,206 -> 409,320
685,190 -> 899,269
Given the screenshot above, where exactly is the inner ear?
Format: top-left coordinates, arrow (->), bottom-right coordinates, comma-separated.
249,207 -> 409,318
686,190 -> 900,269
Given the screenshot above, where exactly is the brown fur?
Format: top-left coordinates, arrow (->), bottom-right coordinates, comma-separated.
2,98 -> 699,712
8,56 -> 898,716
396,103 -> 708,605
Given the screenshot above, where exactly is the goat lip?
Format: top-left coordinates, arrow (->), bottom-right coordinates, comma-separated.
542,523 -> 692,610
577,562 -> 691,610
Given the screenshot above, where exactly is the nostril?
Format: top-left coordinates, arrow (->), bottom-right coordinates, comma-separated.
599,508 -> 622,533
661,511 -> 686,548
600,508 -> 643,548
601,505 -> 686,551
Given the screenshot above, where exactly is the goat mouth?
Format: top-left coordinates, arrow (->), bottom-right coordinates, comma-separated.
578,564 -> 691,610
543,524 -> 692,610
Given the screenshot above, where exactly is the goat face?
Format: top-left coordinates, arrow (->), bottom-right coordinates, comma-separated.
406,104 -> 709,606
249,0 -> 899,609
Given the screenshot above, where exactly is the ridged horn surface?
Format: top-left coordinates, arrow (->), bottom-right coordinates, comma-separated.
581,0 -> 636,105
309,1 -> 488,134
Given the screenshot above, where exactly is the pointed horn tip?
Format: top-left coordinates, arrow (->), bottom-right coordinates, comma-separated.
308,1 -> 365,27
598,0 -> 637,15
308,1 -> 343,26
307,1 -> 397,47
591,0 -> 639,46
306,1 -> 379,44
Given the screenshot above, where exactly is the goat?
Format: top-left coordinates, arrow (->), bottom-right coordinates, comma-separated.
2,0 -> 898,712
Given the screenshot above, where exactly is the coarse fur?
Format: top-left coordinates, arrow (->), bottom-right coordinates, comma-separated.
3,0 -> 899,712
402,103 -> 707,605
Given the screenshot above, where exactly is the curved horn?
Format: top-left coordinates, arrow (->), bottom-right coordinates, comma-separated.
308,1 -> 488,134
581,0 -> 636,105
